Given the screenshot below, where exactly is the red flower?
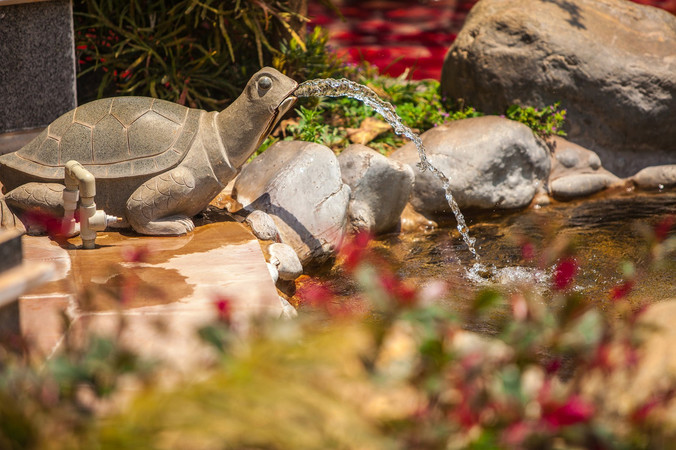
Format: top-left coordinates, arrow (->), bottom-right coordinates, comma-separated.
297,281 -> 357,317
631,390 -> 675,424
22,210 -> 68,239
610,280 -> 634,301
520,241 -> 535,260
542,395 -> 594,429
654,215 -> 674,242
589,340 -> 615,373
214,296 -> 232,323
553,257 -> 578,291
297,281 -> 335,307
545,358 -> 562,375
379,272 -> 417,307
121,245 -> 150,263
339,231 -> 372,272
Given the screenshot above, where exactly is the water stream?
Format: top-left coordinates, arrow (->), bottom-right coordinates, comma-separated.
295,78 -> 479,261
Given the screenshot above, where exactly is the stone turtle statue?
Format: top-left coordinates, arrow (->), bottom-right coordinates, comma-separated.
0,67 -> 297,236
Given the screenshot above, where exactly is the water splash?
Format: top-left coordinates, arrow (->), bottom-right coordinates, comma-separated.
466,262 -> 551,290
296,78 -> 479,260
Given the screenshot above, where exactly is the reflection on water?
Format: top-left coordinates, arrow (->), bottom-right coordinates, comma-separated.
323,191 -> 676,306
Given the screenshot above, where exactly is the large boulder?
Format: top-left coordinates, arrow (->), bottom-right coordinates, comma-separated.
389,116 -> 550,215
233,141 -> 350,265
441,0 -> 676,177
338,144 -> 414,234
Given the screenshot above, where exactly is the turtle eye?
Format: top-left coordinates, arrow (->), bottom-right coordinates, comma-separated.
258,76 -> 273,91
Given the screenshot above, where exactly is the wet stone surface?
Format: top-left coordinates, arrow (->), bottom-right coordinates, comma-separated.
18,218 -> 280,367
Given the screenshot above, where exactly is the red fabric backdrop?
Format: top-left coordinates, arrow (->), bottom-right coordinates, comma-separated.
308,0 -> 676,80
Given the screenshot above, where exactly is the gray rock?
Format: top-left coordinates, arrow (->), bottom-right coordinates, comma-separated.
268,243 -> 303,281
631,165 -> 676,190
234,140 -> 351,265
246,210 -> 280,241
338,144 -> 414,234
550,137 -> 603,177
548,137 -> 620,199
441,0 -> 676,177
550,174 -> 619,200
389,116 -> 550,214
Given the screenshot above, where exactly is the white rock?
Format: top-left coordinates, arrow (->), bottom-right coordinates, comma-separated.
269,242 -> 303,281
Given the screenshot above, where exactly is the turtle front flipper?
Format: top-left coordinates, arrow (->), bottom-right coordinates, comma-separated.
0,196 -> 26,233
5,182 -> 65,217
3,183 -> 77,236
126,167 -> 198,236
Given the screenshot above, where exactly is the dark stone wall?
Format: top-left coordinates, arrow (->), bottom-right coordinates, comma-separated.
0,0 -> 76,133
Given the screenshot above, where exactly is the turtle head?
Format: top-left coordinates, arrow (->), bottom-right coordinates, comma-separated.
218,67 -> 297,168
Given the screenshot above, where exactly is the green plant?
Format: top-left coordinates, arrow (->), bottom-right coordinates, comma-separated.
74,0 -> 342,109
0,217 -> 675,448
287,105 -> 334,143
273,25 -> 356,83
505,102 -> 568,138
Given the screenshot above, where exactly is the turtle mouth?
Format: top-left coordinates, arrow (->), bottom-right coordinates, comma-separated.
257,90 -> 298,148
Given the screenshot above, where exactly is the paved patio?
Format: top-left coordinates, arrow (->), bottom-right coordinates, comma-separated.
17,214 -> 280,370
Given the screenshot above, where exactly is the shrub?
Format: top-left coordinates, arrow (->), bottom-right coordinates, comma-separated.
74,0 -> 342,109
1,217 -> 675,448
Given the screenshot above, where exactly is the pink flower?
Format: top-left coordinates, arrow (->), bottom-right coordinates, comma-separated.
502,421 -> 531,447
511,293 -> 528,321
553,257 -> 578,291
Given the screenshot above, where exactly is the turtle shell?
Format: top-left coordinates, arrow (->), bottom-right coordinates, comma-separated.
1,97 -> 202,180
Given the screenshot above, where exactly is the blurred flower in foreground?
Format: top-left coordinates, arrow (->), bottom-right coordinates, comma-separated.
553,257 -> 578,291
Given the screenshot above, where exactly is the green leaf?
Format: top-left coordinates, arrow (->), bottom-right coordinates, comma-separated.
473,288 -> 503,313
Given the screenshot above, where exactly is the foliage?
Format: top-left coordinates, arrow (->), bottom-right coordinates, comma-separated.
505,102 -> 568,138
1,215 -> 675,448
74,0 -> 343,109
267,76 -> 481,155
270,74 -> 563,155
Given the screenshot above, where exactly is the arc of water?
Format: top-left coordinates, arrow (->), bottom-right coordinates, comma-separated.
295,78 -> 479,260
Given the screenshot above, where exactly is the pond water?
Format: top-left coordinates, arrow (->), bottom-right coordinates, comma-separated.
314,190 -> 676,308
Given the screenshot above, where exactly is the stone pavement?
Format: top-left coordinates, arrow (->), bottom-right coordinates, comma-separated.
17,217 -> 280,370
